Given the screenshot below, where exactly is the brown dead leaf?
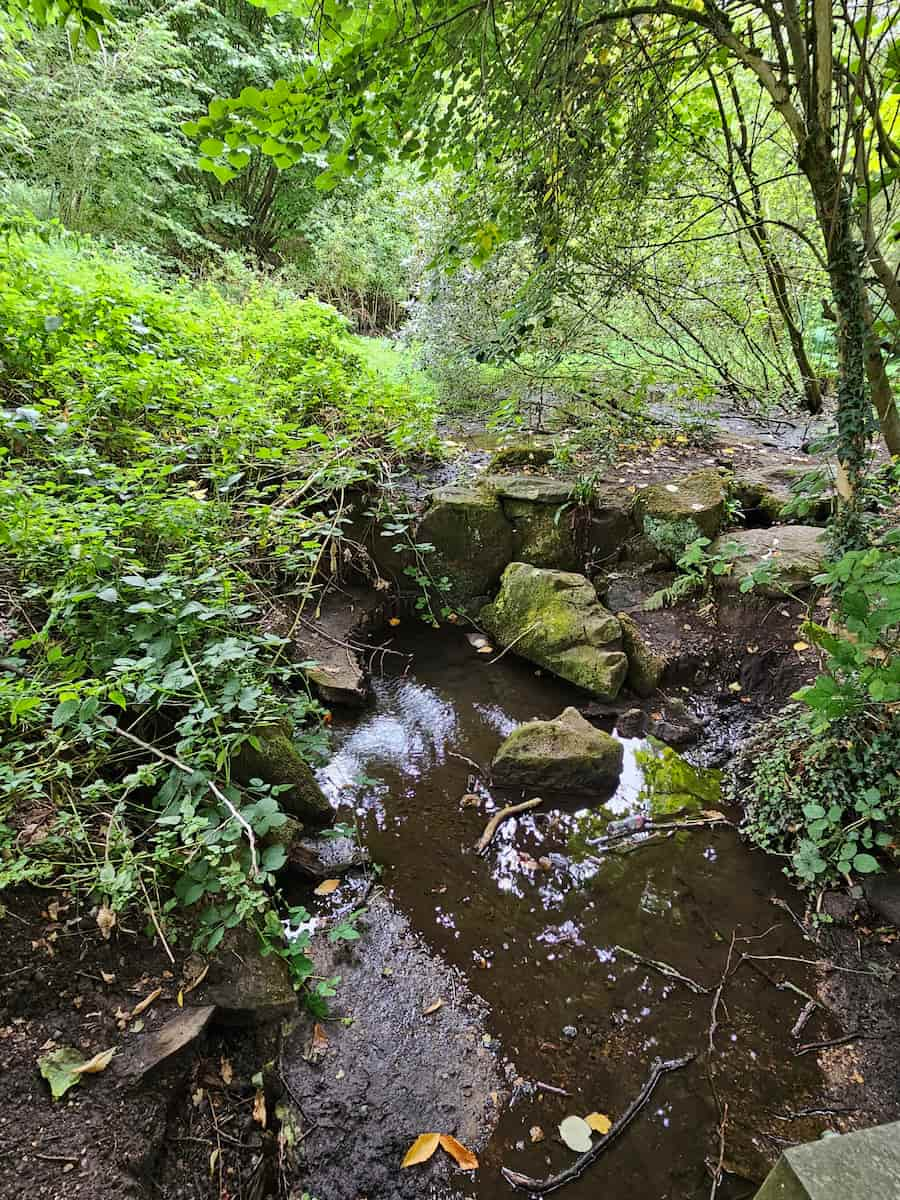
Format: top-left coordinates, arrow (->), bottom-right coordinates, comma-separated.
423,999 -> 444,1016
252,1089 -> 267,1127
131,987 -> 162,1018
529,1125 -> 544,1143
220,1057 -> 234,1086
72,1047 -> 115,1075
401,1133 -> 440,1168
438,1134 -> 479,1170
585,1111 -> 612,1134
100,970 -> 115,985
314,879 -> 340,896
96,905 -> 116,940
182,963 -> 209,995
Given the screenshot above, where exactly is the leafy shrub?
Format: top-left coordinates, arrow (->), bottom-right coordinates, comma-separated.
738,529 -> 900,886
0,226 -> 438,989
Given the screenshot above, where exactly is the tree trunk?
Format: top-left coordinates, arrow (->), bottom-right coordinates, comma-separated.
862,296 -> 900,456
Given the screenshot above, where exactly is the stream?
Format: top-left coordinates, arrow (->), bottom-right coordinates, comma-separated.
314,626 -> 829,1199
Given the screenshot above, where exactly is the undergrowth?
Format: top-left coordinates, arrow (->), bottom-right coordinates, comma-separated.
0,226 -> 439,995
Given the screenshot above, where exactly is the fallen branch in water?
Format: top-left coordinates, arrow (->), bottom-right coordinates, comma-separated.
488,621 -> 541,665
708,1100 -> 729,1200
708,932 -> 738,1053
501,1054 -> 695,1194
476,797 -> 543,854
615,945 -> 710,995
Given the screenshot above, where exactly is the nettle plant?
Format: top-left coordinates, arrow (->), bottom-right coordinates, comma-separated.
740,531 -> 900,886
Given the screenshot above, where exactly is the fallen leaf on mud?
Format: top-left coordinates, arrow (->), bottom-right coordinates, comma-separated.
438,1134 -> 478,1170
72,1047 -> 115,1075
529,1125 -> 544,1143
559,1115 -> 593,1153
182,963 -> 209,996
314,879 -> 340,896
727,682 -> 742,693
96,905 -> 116,940
304,1022 -> 329,1063
388,617 -> 401,627
253,1089 -> 267,1127
460,793 -> 481,808
402,1133 -> 440,1167
793,641 -> 810,652
220,1057 -> 234,1085
209,1148 -> 219,1175
192,1088 -> 205,1107
47,901 -> 60,921
39,1047 -> 86,1100
131,987 -> 162,1018
476,645 -> 494,655
100,970 -> 115,984
423,999 -> 444,1015
585,1111 -> 612,1134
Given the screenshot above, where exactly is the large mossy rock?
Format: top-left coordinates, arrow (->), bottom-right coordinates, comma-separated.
233,726 -> 334,825
487,437 -> 556,470
492,706 -> 624,796
713,526 -> 827,594
486,474 -> 578,571
618,613 -> 666,697
634,468 -> 726,557
480,563 -> 628,700
730,463 -> 833,525
416,484 -> 515,610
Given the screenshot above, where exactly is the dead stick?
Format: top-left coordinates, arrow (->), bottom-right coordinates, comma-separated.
791,999 -> 819,1040
488,621 -> 541,665
708,1101 -> 729,1200
476,797 -> 543,855
501,1055 -> 695,1194
615,945 -> 710,995
709,932 -> 738,1053
793,1031 -> 866,1057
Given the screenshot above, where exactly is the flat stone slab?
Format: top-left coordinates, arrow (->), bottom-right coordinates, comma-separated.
117,1005 -> 216,1083
483,474 -> 572,504
754,1120 -> 900,1199
714,526 -> 827,594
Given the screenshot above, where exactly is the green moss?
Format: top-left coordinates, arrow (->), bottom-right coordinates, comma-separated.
233,727 -> 334,825
636,743 -> 722,814
618,613 -> 666,697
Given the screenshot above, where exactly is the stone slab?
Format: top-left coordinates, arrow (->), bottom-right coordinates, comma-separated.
754,1121 -> 900,1199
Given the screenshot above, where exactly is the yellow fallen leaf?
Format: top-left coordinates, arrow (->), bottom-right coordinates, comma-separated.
220,1057 -> 234,1086
423,999 -> 444,1015
314,878 -> 340,896
388,617 -> 401,627
438,1134 -> 479,1170
131,987 -> 162,1018
72,1047 -> 115,1075
252,1089 -> 267,1127
402,1132 -> 440,1167
585,1111 -> 612,1134
793,641 -> 810,652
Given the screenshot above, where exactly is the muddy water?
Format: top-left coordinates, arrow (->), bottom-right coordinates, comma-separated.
317,627 -> 828,1199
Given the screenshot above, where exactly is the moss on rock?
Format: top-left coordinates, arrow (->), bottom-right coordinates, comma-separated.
618,613 -> 666,697
233,726 -> 334,825
416,484 -> 515,610
480,563 -> 628,699
492,706 -> 624,796
634,468 -> 726,554
487,438 -> 556,470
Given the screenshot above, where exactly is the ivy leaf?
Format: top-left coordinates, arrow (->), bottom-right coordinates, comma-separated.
39,1046 -> 87,1099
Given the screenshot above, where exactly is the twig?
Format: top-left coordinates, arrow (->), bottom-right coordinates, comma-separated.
709,932 -> 738,1053
138,871 -> 175,965
448,749 -> 486,776
488,621 -> 540,664
793,1031 -> 866,1057
501,1055 -> 695,1194
770,896 -> 814,942
476,797 -> 544,854
33,1154 -> 79,1165
790,999 -> 820,1040
615,945 -> 710,995
534,1080 -> 570,1097
708,1101 -> 728,1200
741,953 -> 881,977
114,725 -> 260,880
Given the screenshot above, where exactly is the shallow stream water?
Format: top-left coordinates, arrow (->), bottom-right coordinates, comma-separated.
316,627 -> 828,1199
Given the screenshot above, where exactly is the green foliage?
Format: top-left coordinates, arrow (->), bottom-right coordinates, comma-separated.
0,226 -> 437,986
739,712 -> 900,886
740,530 -> 900,886
644,535 -> 738,609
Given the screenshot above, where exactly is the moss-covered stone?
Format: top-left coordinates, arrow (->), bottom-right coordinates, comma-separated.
487,437 -> 556,470
233,726 -> 334,825
503,499 -> 580,571
634,468 -> 726,553
713,526 -> 827,594
195,926 -> 297,1026
730,464 -> 833,526
618,613 -> 666,697
480,563 -> 628,699
416,484 -> 515,610
492,706 -> 624,796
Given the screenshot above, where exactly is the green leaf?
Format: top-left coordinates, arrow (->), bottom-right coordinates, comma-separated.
52,698 -> 80,728
199,138 -> 225,157
39,1046 -> 85,1100
852,853 -> 880,874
